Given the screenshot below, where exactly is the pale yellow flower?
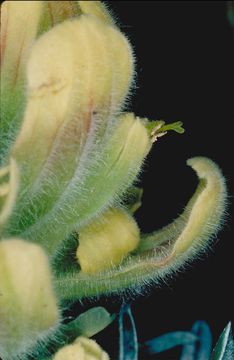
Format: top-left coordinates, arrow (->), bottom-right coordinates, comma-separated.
54,336 -> 109,360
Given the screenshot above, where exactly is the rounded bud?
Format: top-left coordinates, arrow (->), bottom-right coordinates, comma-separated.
0,239 -> 59,359
54,336 -> 109,360
76,208 -> 140,274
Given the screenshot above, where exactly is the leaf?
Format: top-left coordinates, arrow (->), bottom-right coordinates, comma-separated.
119,304 -> 138,360
27,307 -> 114,360
180,321 -> 212,360
65,307 -> 115,338
143,331 -> 197,355
211,322 -> 234,360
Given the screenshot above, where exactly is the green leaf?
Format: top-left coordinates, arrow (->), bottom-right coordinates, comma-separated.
180,321 -> 212,360
211,322 -> 234,360
65,307 -> 115,338
27,307 -> 114,359
119,304 -> 138,360
143,332 -> 197,355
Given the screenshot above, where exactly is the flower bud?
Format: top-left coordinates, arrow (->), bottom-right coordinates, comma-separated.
0,1 -> 81,162
0,239 -> 59,359
76,207 -> 140,274
54,337 -> 109,360
12,15 -> 133,176
7,15 -> 134,244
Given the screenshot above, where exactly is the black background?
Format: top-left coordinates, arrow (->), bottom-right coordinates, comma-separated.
92,1 -> 233,359
1,1 -> 233,359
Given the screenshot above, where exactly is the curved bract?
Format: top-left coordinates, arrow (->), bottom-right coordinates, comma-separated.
55,157 -> 227,300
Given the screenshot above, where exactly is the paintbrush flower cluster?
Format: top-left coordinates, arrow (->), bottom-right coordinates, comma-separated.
0,1 -> 227,359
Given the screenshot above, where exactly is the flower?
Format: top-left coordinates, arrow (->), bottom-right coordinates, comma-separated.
2,1 -> 139,251
0,1 -> 228,359
0,239 -> 59,359
1,0 -> 227,307
54,337 -> 109,360
76,207 -> 140,274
